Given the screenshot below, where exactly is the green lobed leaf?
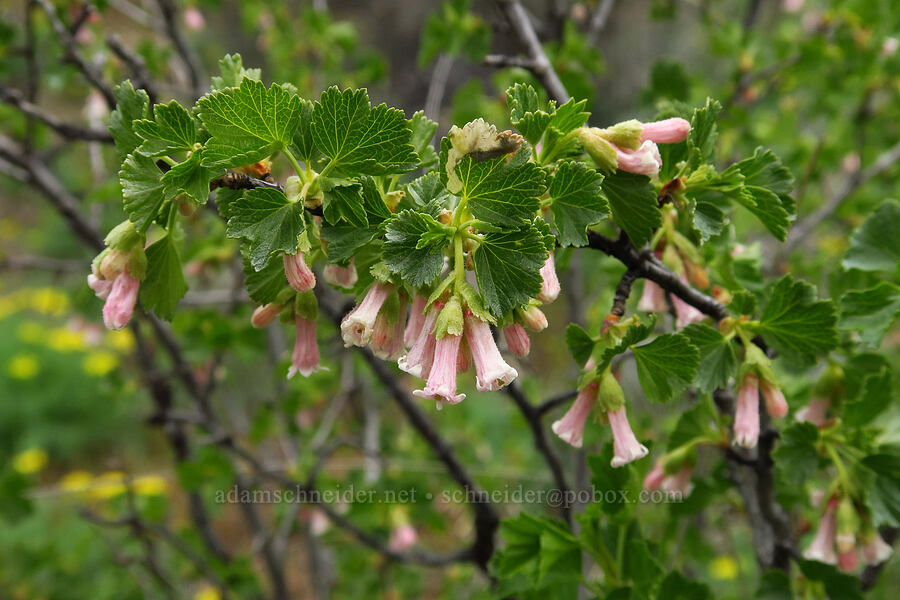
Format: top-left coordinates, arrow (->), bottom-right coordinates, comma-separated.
383,210 -> 448,287
687,98 -> 721,169
681,323 -> 737,393
492,512 -> 580,583
139,235 -> 187,320
631,333 -> 700,403
588,445 -> 638,515
797,561 -> 863,600
226,188 -> 305,270
408,110 -> 439,168
548,160 -> 608,247
748,275 -> 838,367
668,401 -> 717,451
472,225 -> 547,318
861,446 -> 900,527
287,98 -> 318,163
565,323 -> 595,367
590,319 -> 656,376
108,80 -> 150,158
241,247 -> 287,304
120,152 -> 168,232
133,100 -> 197,157
161,151 -> 219,205
403,171 -> 449,215
840,282 -> 900,347
843,199 -> 900,273
772,422 -> 820,482
320,225 -> 379,264
211,53 -> 261,90
455,149 -> 547,227
198,78 -> 302,169
311,86 -> 418,175
843,367 -> 893,427
602,171 -> 661,248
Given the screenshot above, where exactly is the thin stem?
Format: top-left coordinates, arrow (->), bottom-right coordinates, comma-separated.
282,147 -> 306,179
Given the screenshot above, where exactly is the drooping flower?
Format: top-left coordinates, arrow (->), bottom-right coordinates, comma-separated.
323,261 -> 358,289
404,295 -> 428,347
102,271 -> 140,331
612,140 -> 663,178
734,373 -> 760,448
609,406 -> 649,467
797,397 -> 829,427
661,465 -> 694,498
284,251 -> 316,292
637,280 -> 667,313
87,271 -> 113,300
341,281 -> 394,347
516,305 -> 548,331
672,275 -> 706,329
457,337 -> 472,372
643,461 -> 667,491
640,118 -> 691,144
836,497 -> 860,572
288,316 -> 322,378
414,333 -> 465,406
464,312 -> 518,391
537,252 -> 561,304
371,295 -> 407,361
860,529 -> 893,565
804,500 -> 839,564
388,523 -> 418,553
251,303 -> 281,328
503,324 -> 530,357
398,303 -> 440,378
551,381 -> 598,448
760,379 -> 788,418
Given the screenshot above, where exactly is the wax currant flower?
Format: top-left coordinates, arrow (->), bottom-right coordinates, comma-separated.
102,271 -> 140,331
640,118 -> 691,144
323,261 -> 358,289
836,497 -> 860,572
464,312 -> 518,391
643,461 -> 667,491
609,406 -> 649,467
672,276 -> 706,329
284,251 -> 316,292
538,252 -> 560,303
87,270 -> 113,301
516,305 -> 548,332
388,523 -> 418,553
860,528 -> 893,565
805,500 -> 839,564
503,324 -> 530,357
661,466 -> 694,497
760,379 -> 789,418
398,303 -> 441,378
734,373 -> 760,448
612,140 -> 663,178
797,398 -> 829,427
371,295 -> 407,361
341,281 -> 394,347
404,295 -> 428,347
414,334 -> 465,406
288,316 -> 322,378
251,303 -> 281,328
457,338 -> 472,372
551,381 -> 598,448
637,280 -> 667,313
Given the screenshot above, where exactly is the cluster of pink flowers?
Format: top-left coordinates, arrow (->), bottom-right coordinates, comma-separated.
732,372 -> 788,448
551,368 -> 648,468
575,117 -> 690,179
88,221 -> 146,331
636,249 -> 707,330
804,497 -> 893,571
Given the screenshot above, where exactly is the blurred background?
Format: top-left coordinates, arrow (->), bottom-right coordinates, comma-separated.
0,0 -> 898,598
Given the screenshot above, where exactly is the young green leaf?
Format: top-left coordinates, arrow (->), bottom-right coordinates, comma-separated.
565,323 -> 595,367
161,151 -> 219,205
311,87 -> 418,175
681,323 -> 737,393
548,160 -> 608,247
383,210 -> 447,287
140,234 -> 187,320
687,98 -> 721,168
320,225 -> 379,264
408,110 -> 439,168
472,225 -> 547,318
843,367 -> 893,427
748,275 -> 838,367
840,282 -> 900,347
843,199 -> 900,273
455,149 -> 546,227
631,333 -> 700,403
602,171 -> 661,247
120,152 -> 168,232
590,319 -> 656,375
133,100 -> 197,157
242,247 -> 287,304
198,78 -> 302,169
211,53 -> 261,90
322,182 -> 368,228
109,80 -> 150,158
287,98 -> 318,163
403,172 -> 449,215
226,188 -> 305,270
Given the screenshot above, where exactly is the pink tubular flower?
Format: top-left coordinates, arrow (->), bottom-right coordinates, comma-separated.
537,253 -> 560,303
640,118 -> 691,144
413,334 -> 466,406
284,251 -> 316,292
609,406 -> 649,467
861,532 -> 893,564
761,380 -> 788,418
288,316 -> 322,378
251,303 -> 281,328
503,324 -> 530,357
643,461 -> 666,491
388,523 -> 418,552
661,466 -> 694,497
88,272 -> 113,300
672,276 -> 705,328
613,140 -> 662,178
102,271 -> 140,331
797,398 -> 829,427
637,280 -> 667,313
340,282 -> 393,347
398,304 -> 440,378
551,382 -> 598,448
464,312 -> 518,391
838,546 -> 859,572
457,338 -> 472,372
734,373 -> 760,448
805,500 -> 839,564
323,262 -> 358,288
372,298 -> 407,361
404,295 -> 428,347
517,305 -> 548,331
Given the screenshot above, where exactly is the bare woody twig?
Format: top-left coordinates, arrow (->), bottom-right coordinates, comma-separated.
586,0 -> 616,45
155,0 -> 205,99
106,34 -> 159,105
0,84 -> 114,142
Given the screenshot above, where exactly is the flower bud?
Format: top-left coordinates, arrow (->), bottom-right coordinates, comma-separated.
284,250 -> 316,292
102,271 -> 140,331
285,175 -> 303,203
637,280 -> 667,313
574,127 -> 619,172
537,252 -> 560,304
601,119 -> 643,150
515,305 -> 548,331
608,405 -> 649,468
640,118 -> 691,144
503,324 -> 530,357
251,303 -> 282,328
760,379 -> 788,419
613,140 -> 663,178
